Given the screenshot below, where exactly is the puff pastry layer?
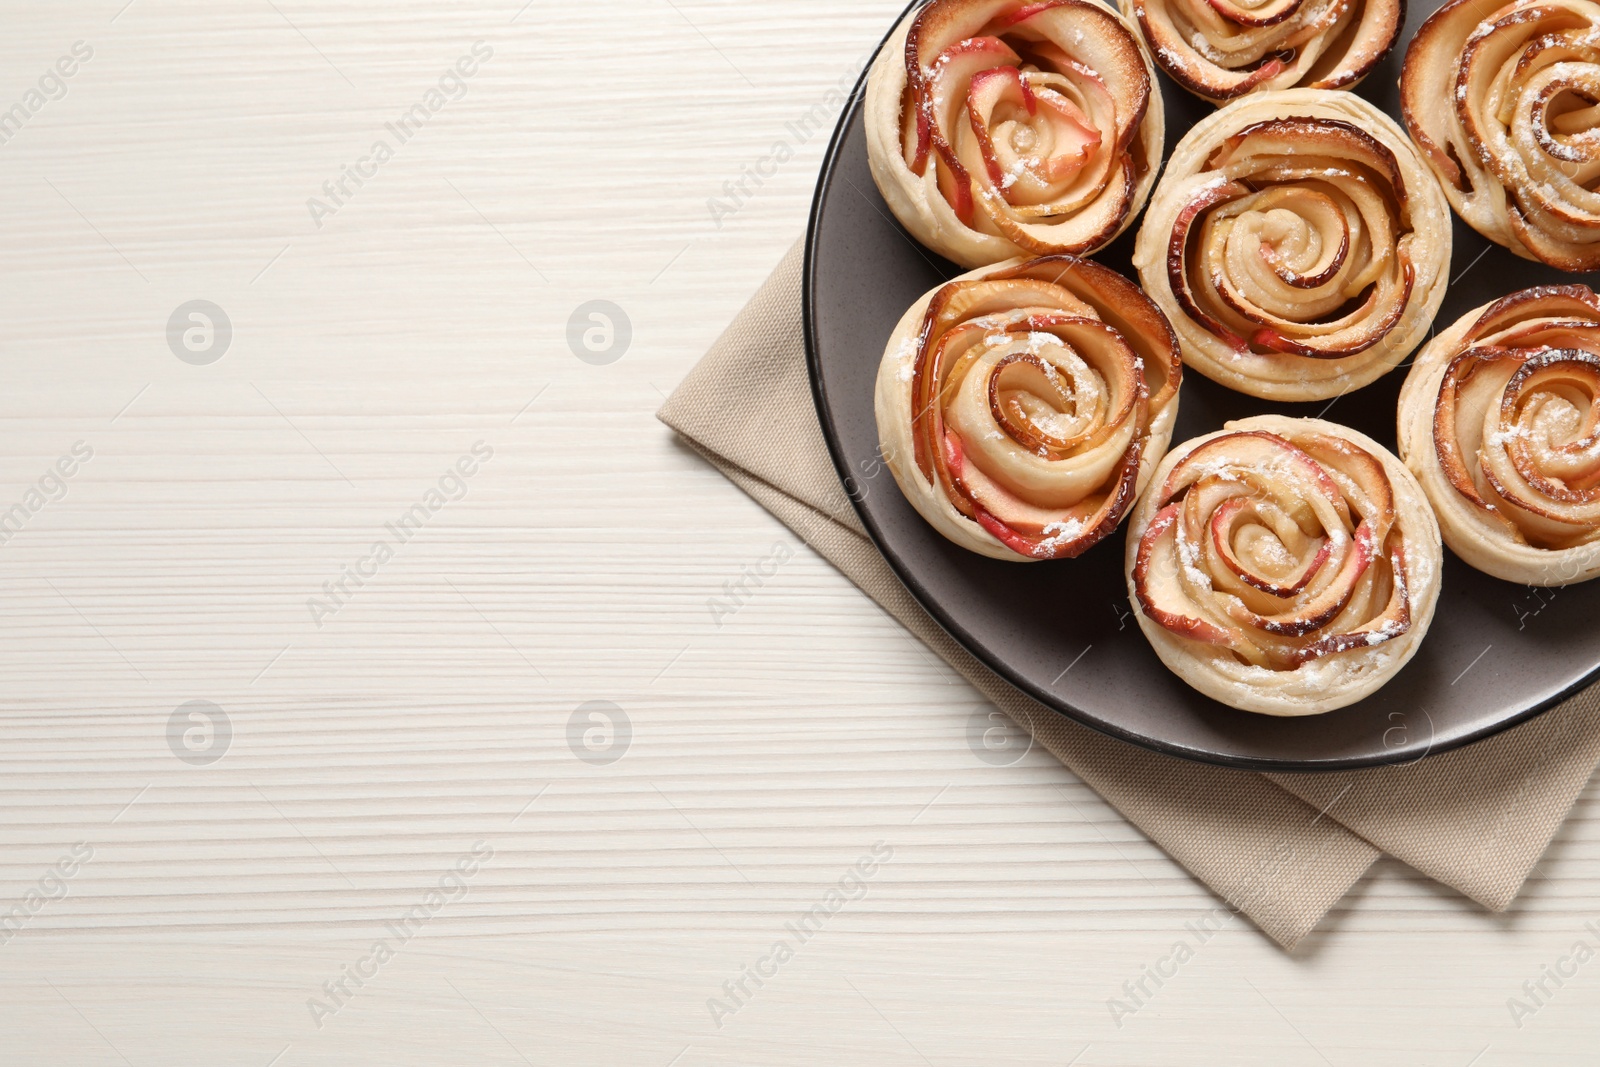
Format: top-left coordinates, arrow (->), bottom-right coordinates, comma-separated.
1399,285 -> 1600,586
1126,415 -> 1443,715
866,0 -> 1163,268
1121,0 -> 1400,103
1403,0 -> 1600,271
877,255 -> 1182,561
1134,90 -> 1451,402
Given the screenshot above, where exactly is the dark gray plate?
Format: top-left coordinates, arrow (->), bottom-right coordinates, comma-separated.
804,0 -> 1600,770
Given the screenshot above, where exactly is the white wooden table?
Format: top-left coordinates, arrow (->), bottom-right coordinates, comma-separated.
1,1 -> 1597,1062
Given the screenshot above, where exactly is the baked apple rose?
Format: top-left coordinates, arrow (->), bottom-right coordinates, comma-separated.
865,0 -> 1164,268
1126,416 -> 1442,715
876,255 -> 1182,562
1120,0 -> 1401,103
1402,0 -> 1600,271
1398,286 -> 1600,586
1134,90 -> 1451,402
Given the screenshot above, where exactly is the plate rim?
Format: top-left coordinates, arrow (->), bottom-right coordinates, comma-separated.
800,0 -> 1593,771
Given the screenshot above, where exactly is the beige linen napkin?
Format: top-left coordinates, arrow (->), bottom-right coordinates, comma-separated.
658,240 -> 1600,949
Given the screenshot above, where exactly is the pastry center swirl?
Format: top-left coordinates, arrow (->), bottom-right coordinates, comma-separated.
1133,430 -> 1416,669
904,257 -> 1182,560
1402,0 -> 1600,270
1128,0 -> 1401,101
897,0 -> 1157,254
1165,117 -> 1417,361
1430,287 -> 1600,550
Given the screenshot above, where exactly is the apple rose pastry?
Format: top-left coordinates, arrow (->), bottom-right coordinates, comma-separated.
1398,285 -> 1600,586
864,0 -> 1164,268
1126,416 -> 1443,715
877,255 -> 1182,561
1402,0 -> 1600,271
1134,90 -> 1452,402
1120,0 -> 1401,103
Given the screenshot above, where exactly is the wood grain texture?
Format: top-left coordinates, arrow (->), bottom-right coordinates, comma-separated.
0,0 -> 1596,1063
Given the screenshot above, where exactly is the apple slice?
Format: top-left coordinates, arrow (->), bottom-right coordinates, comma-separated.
996,256 -> 1183,413
1133,0 -> 1286,101
1133,503 -> 1247,651
1500,352 -> 1600,494
1031,89 -> 1100,183
1222,521 -> 1376,638
925,37 -> 1021,224
1157,431 -> 1340,513
1464,285 -> 1600,345
949,428 -> 1143,559
1295,433 -> 1397,539
991,1 -> 1069,29
966,66 -> 1041,189
1204,0 -> 1304,28
1167,180 -> 1254,352
1433,348 -> 1521,517
1289,546 -> 1413,665
1209,496 -> 1332,597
